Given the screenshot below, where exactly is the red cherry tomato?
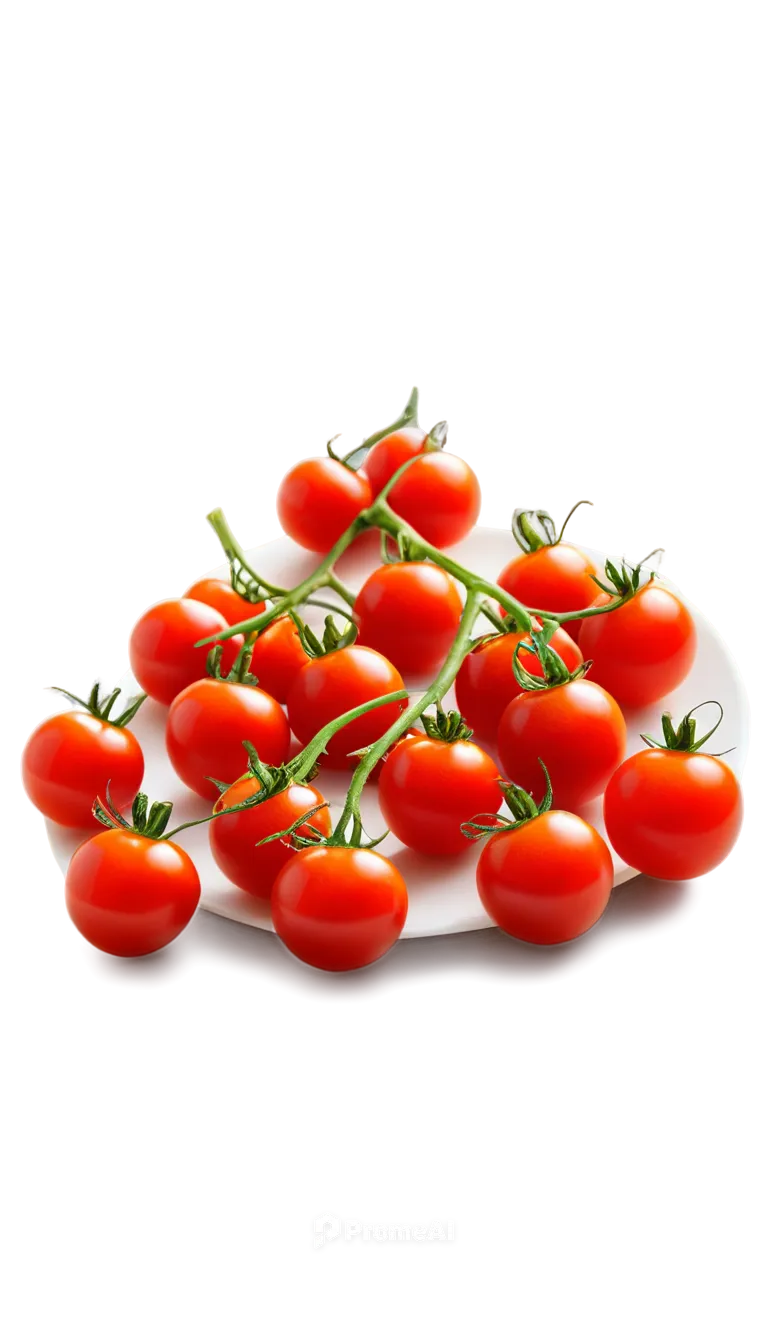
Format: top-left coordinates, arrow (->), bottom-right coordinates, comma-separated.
352,562 -> 464,680
498,679 -> 626,810
277,459 -> 372,552
497,544 -> 597,638
476,811 -> 613,943
363,426 -> 427,493
603,749 -> 742,880
65,830 -> 200,957
129,599 -> 244,705
579,582 -> 697,708
455,622 -> 583,742
379,736 -> 502,855
249,615 -> 310,703
388,454 -> 481,549
210,776 -> 331,899
271,846 -> 408,971
184,577 -> 265,627
287,647 -> 407,767
166,679 -> 291,800
23,713 -> 144,829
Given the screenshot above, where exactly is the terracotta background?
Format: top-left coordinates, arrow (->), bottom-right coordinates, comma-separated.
1,10 -> 768,1344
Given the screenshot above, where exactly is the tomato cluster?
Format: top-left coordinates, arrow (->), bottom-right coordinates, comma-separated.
22,391 -> 743,972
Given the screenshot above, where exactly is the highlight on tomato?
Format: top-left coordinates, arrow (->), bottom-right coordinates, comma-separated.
271,844 -> 408,972
352,560 -> 464,680
248,613 -> 310,703
603,702 -> 743,880
464,766 -> 614,944
184,576 -> 266,627
65,792 -> 201,957
495,626 -> 625,810
455,618 -> 583,743
277,456 -> 372,553
286,618 -> 407,767
579,565 -> 697,708
378,705 -> 502,855
129,597 -> 244,705
22,683 -> 146,829
497,504 -> 598,637
165,643 -> 291,800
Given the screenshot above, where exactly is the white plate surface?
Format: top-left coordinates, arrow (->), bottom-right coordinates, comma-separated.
47,528 -> 748,938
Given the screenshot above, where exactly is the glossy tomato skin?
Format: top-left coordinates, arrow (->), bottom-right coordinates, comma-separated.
455,623 -> 583,742
498,679 -> 626,810
379,737 -> 502,855
65,830 -> 200,957
22,713 -> 144,829
387,453 -> 481,549
497,545 -> 597,638
603,749 -> 743,880
129,599 -> 244,705
287,647 -> 407,767
579,583 -> 697,708
184,578 -> 265,627
249,615 -> 309,703
364,427 -> 427,494
477,811 -> 613,944
352,562 -> 464,680
277,459 -> 372,553
165,680 -> 291,800
210,776 -> 331,899
271,846 -> 408,971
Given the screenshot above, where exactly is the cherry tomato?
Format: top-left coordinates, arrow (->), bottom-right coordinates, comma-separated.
379,736 -> 502,855
249,615 -> 310,703
277,458 -> 372,553
65,830 -> 200,957
211,776 -> 331,899
477,811 -> 613,943
497,544 -> 597,638
363,426 -> 428,493
578,582 -> 697,708
271,846 -> 408,971
166,679 -> 291,800
352,562 -> 464,680
184,577 -> 265,627
287,647 -> 407,767
389,455 -> 481,549
603,749 -> 742,880
455,622 -> 583,742
23,713 -> 144,829
129,599 -> 244,705
498,679 -> 626,810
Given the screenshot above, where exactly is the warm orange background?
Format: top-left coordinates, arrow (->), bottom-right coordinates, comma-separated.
1,13 -> 768,1344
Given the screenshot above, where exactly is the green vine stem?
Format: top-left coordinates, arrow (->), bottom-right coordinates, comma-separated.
331,588 -> 484,845
334,386 -> 420,469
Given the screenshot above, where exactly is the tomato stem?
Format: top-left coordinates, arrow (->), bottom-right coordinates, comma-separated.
331,588 -> 485,843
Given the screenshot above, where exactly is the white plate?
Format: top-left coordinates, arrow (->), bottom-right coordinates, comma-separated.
47,528 -> 748,938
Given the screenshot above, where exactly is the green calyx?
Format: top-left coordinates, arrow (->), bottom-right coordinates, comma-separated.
206,640 -> 260,685
592,548 -> 664,601
461,761 -> 553,840
94,786 -> 174,839
511,501 -> 592,553
292,612 -> 357,659
512,622 -> 591,691
208,740 -> 318,804
640,701 -> 729,754
254,804 -> 386,854
52,682 -> 147,729
420,702 -> 474,743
